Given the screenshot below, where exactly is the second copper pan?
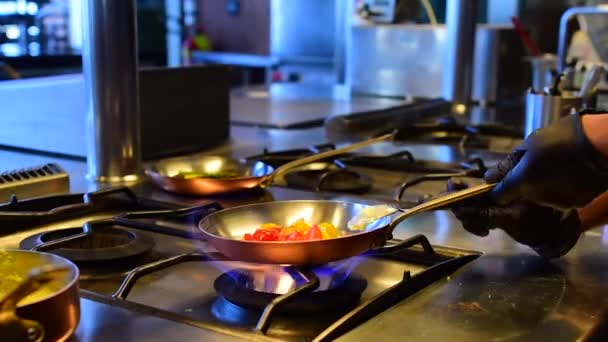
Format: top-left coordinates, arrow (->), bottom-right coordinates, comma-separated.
146,132 -> 394,196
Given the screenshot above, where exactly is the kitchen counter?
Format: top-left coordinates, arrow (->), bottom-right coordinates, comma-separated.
2,123 -> 608,341
230,83 -> 407,129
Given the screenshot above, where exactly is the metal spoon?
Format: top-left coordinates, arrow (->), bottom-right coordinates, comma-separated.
348,183 -> 495,230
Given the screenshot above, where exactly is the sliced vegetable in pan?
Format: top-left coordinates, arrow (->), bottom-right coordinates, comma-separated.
243,219 -> 340,242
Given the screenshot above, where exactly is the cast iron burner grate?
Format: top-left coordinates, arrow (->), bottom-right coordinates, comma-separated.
245,143 -> 337,169
283,163 -> 372,193
0,187 -> 175,232
337,150 -> 478,173
246,144 -> 374,193
245,144 -> 488,199
392,116 -> 522,149
392,157 -> 487,202
6,191 -> 221,273
109,234 -> 478,340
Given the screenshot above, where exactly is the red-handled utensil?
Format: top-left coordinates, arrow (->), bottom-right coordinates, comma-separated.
511,16 -> 542,57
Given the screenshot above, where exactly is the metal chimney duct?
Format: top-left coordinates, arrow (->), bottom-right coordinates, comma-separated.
82,0 -> 141,182
441,0 -> 478,111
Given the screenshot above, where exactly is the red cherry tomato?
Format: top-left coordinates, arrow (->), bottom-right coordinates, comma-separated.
278,229 -> 293,240
243,233 -> 254,241
252,229 -> 279,241
304,225 -> 323,240
265,227 -> 281,235
280,230 -> 304,241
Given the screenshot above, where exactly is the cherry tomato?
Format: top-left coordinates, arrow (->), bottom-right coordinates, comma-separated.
243,233 -> 254,241
278,229 -> 291,239
318,222 -> 338,239
278,230 -> 298,241
268,228 -> 281,235
252,229 -> 279,241
285,218 -> 311,233
304,226 -> 323,240
278,230 -> 304,241
260,223 -> 282,231
262,227 -> 281,235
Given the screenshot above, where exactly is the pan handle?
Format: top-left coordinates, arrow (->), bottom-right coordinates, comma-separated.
262,131 -> 396,185
0,265 -> 70,342
386,183 -> 495,235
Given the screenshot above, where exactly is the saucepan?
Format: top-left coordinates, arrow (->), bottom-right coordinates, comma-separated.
0,250 -> 80,342
146,132 -> 394,196
199,183 -> 494,265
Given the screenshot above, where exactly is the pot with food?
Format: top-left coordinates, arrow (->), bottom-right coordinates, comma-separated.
0,250 -> 80,342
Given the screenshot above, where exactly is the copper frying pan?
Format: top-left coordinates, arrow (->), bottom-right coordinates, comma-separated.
146,132 -> 394,196
199,183 -> 494,265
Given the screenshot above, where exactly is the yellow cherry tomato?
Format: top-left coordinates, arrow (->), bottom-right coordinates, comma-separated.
260,222 -> 282,230
286,218 -> 311,233
318,222 -> 338,239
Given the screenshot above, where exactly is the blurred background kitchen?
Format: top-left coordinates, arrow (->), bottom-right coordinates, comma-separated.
2,0 -> 608,183
5,3 -> 608,340
0,0 -> 602,82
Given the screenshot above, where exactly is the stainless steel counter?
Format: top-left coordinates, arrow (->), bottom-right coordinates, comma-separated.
340,211 -> 608,341
2,123 -> 608,341
74,297 -> 251,341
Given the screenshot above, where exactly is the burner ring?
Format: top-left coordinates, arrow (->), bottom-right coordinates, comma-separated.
284,163 -> 371,193
214,270 -> 367,314
19,227 -> 155,263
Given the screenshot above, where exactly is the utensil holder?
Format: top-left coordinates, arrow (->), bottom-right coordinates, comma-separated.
525,90 -> 582,137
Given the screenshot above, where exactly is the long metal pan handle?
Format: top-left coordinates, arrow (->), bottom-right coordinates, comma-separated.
388,183 -> 495,232
263,131 -> 396,185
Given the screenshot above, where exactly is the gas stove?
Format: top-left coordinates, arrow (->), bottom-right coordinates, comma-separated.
0,187 -> 480,341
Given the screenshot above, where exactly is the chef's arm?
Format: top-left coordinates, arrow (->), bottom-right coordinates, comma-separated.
578,114 -> 608,230
485,111 -> 608,209
582,113 -> 608,160
578,191 -> 608,231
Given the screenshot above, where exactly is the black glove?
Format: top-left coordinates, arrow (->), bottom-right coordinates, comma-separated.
487,111 -> 608,209
448,179 -> 582,258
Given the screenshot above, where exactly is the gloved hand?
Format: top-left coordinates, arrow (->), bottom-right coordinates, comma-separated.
448,179 -> 582,258
487,112 -> 608,209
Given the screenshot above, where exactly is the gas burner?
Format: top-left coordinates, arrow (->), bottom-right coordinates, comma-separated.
393,116 -> 522,148
214,268 -> 367,314
245,145 -> 374,194
338,150 -> 485,174
16,203 -> 225,265
283,162 -> 372,193
210,296 -> 352,339
393,157 -> 488,202
19,226 -> 155,264
245,143 -> 336,168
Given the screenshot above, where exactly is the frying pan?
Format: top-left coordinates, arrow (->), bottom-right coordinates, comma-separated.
199,183 -> 494,265
146,132 -> 394,196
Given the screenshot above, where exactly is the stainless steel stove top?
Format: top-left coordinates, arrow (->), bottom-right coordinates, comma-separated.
0,188 -> 479,341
